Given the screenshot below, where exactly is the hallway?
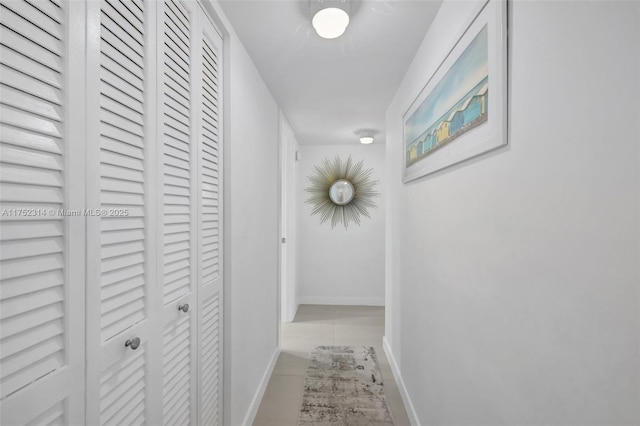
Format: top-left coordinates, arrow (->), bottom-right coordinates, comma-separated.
0,0 -> 638,424
253,305 -> 410,425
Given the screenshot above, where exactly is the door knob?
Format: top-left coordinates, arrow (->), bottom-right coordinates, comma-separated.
178,303 -> 189,313
125,337 -> 141,350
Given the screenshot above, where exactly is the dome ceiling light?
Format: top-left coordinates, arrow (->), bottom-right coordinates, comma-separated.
311,0 -> 350,39
356,129 -> 376,145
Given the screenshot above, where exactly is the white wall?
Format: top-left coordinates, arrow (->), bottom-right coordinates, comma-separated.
297,144 -> 386,306
206,2 -> 281,425
279,113 -> 300,322
226,41 -> 280,426
385,1 -> 640,425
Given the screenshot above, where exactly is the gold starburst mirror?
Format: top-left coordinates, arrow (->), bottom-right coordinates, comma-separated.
305,155 -> 379,229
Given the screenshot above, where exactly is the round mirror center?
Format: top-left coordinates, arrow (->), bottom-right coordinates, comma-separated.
329,179 -> 355,205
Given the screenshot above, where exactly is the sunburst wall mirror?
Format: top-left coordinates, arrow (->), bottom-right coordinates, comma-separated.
305,155 -> 379,229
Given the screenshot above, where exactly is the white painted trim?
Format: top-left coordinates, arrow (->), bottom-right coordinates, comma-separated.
281,303 -> 300,323
298,297 -> 385,306
383,337 -> 420,426
241,348 -> 280,426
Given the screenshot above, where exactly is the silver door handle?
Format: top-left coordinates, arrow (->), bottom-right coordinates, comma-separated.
125,337 -> 141,350
178,303 -> 189,313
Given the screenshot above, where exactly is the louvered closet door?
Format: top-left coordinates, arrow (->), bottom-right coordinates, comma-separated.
157,1 -> 199,425
197,10 -> 224,426
84,0 -> 159,424
0,1 -> 85,424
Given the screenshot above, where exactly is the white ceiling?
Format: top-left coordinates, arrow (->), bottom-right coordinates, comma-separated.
218,0 -> 443,145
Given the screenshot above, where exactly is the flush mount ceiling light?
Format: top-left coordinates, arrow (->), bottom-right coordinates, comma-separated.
311,0 -> 350,39
356,129 -> 376,144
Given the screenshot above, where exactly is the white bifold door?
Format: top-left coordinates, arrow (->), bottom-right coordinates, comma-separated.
0,0 -> 86,424
0,1 -> 223,425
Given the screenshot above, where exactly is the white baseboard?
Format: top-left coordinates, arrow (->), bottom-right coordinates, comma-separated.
298,297 -> 384,306
242,348 -> 280,426
383,337 -> 420,426
282,302 -> 300,323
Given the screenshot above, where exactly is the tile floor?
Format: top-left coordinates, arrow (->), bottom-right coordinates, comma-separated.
253,304 -> 411,426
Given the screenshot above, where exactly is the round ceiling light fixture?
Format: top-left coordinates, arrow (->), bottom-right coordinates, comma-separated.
311,1 -> 350,39
356,129 -> 377,144
359,136 -> 374,144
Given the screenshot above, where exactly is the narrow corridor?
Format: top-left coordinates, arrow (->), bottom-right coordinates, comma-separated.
253,305 -> 410,425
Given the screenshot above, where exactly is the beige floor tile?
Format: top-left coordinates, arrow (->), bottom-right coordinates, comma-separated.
384,380 -> 412,426
272,350 -> 309,376
332,338 -> 385,350
297,304 -> 336,312
379,364 -> 394,383
295,305 -> 335,319
253,375 -> 305,426
281,321 -> 333,339
334,313 -> 385,326
334,324 -> 385,339
255,305 -> 411,426
294,304 -> 334,321
375,351 -> 393,377
334,305 -> 384,315
292,312 -> 334,325
281,335 -> 334,358
333,322 -> 384,332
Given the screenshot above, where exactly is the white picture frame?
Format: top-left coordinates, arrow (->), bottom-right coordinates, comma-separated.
403,0 -> 508,182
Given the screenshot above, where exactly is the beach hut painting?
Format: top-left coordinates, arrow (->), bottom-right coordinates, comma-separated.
398,0 -> 509,183
402,0 -> 508,183
404,25 -> 489,167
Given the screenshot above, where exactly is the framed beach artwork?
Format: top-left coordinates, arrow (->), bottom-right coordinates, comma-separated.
403,0 -> 507,182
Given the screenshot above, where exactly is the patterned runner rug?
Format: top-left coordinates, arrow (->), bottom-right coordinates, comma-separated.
299,346 -> 394,425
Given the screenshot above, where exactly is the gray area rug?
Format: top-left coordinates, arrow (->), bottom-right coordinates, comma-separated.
299,346 -> 394,425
